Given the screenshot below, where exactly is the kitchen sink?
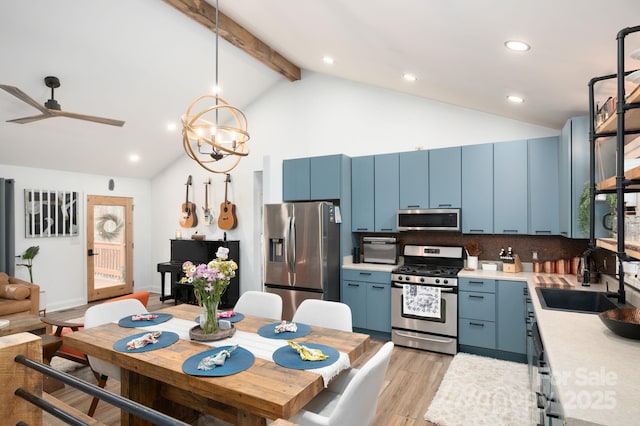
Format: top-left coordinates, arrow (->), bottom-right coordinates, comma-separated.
536,288 -> 618,314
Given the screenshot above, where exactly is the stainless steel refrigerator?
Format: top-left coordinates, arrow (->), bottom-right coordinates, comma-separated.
264,202 -> 340,320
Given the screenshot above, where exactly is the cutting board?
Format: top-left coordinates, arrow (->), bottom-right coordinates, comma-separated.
533,275 -> 576,288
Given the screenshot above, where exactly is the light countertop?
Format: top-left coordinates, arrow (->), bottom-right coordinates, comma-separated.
461,269 -> 640,426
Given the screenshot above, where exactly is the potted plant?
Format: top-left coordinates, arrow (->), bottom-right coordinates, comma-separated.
578,185 -> 616,236
17,245 -> 40,283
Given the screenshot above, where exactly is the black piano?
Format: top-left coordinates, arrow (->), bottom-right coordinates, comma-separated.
157,239 -> 240,308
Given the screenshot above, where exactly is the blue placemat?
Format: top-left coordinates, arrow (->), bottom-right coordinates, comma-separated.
118,313 -> 173,328
272,343 -> 339,370
182,346 -> 255,377
113,331 -> 179,353
257,322 -> 312,340
194,312 -> 245,324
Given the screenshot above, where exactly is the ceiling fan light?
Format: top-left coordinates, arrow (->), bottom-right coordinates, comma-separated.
507,95 -> 525,103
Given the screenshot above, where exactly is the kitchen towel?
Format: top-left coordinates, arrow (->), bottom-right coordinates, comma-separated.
403,284 -> 441,318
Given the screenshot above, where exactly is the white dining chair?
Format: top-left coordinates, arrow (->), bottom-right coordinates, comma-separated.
292,299 -> 352,332
84,298 -> 148,416
233,291 -> 282,320
289,341 -> 394,426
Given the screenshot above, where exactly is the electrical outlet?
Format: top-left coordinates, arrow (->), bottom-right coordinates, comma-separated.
532,250 -> 538,261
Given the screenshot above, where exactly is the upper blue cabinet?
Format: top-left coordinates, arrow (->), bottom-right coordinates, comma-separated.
462,143 -> 493,234
528,137 -> 559,235
283,154 -> 350,202
374,153 -> 400,232
351,156 -> 375,232
399,150 -> 429,209
429,147 -> 461,208
494,140 -> 528,234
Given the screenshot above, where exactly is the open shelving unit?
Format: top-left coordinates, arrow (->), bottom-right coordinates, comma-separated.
588,25 -> 640,304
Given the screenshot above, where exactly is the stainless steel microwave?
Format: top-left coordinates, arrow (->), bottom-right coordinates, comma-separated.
397,208 -> 461,232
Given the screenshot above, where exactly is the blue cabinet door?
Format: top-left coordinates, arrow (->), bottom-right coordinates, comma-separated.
342,280 -> 367,329
558,119 -> 572,237
496,280 -> 526,354
367,283 -> 391,332
310,155 -> 342,200
459,291 -> 496,322
462,144 -> 493,233
399,150 -> 429,209
351,156 -> 375,232
374,153 -> 399,232
283,158 -> 310,201
528,137 -> 559,235
494,140 -> 528,234
429,147 -> 461,208
459,318 -> 496,349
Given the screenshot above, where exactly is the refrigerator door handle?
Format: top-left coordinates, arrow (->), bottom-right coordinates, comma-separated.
290,214 -> 297,271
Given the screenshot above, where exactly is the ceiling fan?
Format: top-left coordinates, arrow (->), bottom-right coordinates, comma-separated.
0,76 -> 125,127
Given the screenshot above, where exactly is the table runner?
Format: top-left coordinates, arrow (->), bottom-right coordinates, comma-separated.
137,318 -> 350,386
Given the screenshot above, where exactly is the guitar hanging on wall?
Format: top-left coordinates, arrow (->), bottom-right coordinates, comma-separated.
202,178 -> 214,226
179,175 -> 198,228
218,173 -> 237,230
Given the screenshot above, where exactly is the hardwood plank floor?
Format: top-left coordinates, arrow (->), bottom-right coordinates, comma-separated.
41,293 -> 449,425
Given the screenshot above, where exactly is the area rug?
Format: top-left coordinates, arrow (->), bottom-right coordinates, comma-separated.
424,353 -> 532,426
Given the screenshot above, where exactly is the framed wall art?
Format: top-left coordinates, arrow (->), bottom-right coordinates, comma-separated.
25,189 -> 79,238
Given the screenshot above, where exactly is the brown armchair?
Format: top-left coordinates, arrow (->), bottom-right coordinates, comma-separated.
0,272 -> 40,318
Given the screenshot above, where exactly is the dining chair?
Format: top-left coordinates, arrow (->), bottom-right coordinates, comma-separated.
289,341 -> 394,426
233,291 -> 282,320
291,299 -> 352,331
83,298 -> 148,416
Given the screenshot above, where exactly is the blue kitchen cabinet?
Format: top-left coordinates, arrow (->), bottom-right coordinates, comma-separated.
462,143 -> 493,233
496,280 -> 526,354
351,156 -> 375,232
342,269 -> 391,333
399,150 -> 429,209
284,155 -> 349,201
429,147 -> 461,208
528,137 -> 559,235
283,157 -> 310,201
310,154 -> 347,200
494,139 -> 528,234
374,153 -> 399,232
459,278 -> 496,350
342,279 -> 367,329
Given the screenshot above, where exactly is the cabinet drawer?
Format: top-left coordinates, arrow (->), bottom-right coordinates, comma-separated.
342,269 -> 390,284
459,318 -> 496,349
459,277 -> 496,293
459,291 -> 496,321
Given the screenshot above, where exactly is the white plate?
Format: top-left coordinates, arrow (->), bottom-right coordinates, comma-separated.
625,69 -> 640,84
0,319 -> 10,329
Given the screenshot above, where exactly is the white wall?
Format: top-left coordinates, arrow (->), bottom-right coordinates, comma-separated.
0,164 -> 151,312
3,71 -> 561,312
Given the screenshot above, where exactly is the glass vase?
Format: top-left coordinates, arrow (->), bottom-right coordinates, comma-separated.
200,301 -> 219,335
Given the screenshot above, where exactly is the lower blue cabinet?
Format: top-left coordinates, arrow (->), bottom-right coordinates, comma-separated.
342,269 -> 391,333
458,278 -> 526,357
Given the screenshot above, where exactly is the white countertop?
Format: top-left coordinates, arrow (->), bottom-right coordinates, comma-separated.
461,269 -> 640,426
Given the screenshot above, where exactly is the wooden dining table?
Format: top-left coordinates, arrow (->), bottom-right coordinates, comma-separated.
63,303 -> 371,426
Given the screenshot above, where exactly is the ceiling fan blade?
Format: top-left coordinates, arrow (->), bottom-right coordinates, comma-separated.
6,113 -> 54,124
0,84 -> 49,113
52,110 -> 125,127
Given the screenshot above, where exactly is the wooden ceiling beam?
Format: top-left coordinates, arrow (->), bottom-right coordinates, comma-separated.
162,0 -> 301,82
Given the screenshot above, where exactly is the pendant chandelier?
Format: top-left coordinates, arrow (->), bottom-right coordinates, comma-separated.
181,0 -> 250,174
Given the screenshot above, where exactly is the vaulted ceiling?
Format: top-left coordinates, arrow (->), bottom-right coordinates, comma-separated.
2,0 -> 640,179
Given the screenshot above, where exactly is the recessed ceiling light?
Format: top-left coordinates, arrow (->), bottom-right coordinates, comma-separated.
167,122 -> 177,131
211,85 -> 221,95
129,154 -> 140,163
504,40 -> 531,52
323,56 -> 335,65
507,95 -> 525,103
403,73 -> 417,82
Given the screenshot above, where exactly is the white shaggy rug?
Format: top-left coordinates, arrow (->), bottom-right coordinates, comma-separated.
424,353 -> 532,426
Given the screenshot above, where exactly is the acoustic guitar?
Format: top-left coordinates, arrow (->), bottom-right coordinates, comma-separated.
202,178 -> 214,226
218,174 -> 237,230
179,175 -> 198,228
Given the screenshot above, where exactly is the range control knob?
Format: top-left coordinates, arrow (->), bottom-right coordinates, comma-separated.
443,279 -> 448,284
419,277 -> 425,283
435,278 -> 440,284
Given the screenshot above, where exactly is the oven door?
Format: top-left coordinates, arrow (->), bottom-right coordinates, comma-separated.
391,282 -> 457,337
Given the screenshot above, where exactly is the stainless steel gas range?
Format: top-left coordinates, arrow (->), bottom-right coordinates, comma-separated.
391,245 -> 463,355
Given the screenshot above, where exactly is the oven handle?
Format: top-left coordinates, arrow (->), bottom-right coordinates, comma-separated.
392,283 -> 456,293
393,330 -> 455,344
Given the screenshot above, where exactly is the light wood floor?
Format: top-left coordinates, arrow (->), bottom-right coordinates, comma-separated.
42,293 -> 450,425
